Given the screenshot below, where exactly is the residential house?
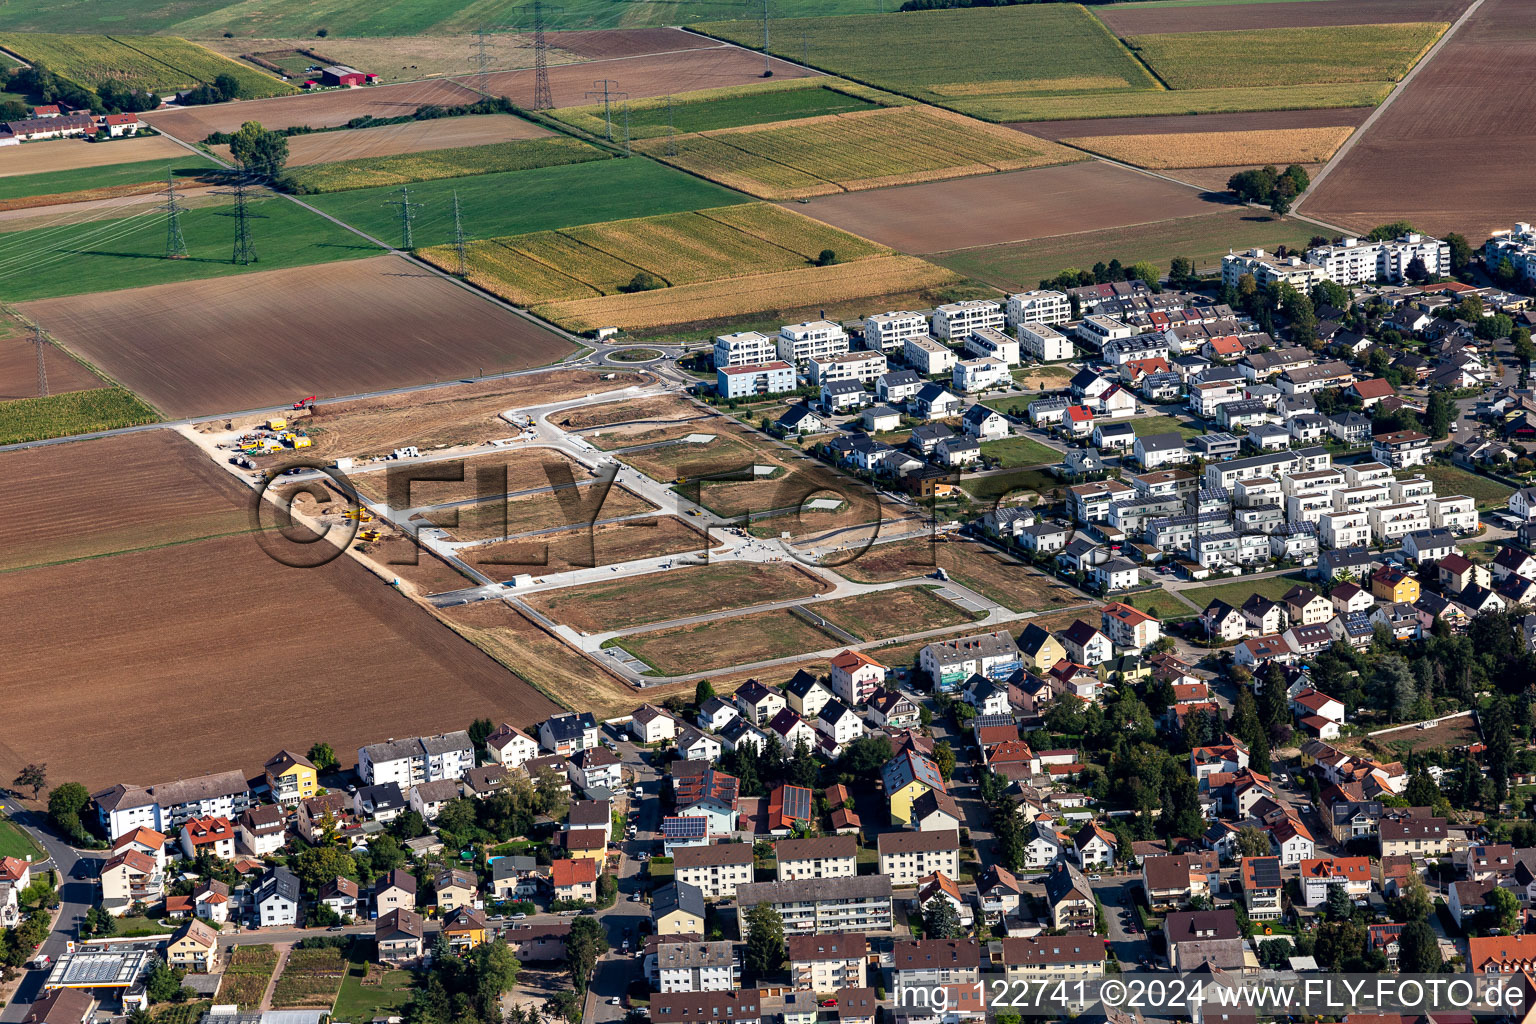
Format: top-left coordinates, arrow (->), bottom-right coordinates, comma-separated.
254,866 -> 302,928
486,723 -> 541,767
236,805 -> 287,857
878,829 -> 961,886
787,934 -> 866,993
166,919 -> 218,971
654,881 -> 707,935
1164,909 -> 1245,971
1043,860 -> 1095,931
376,908 -> 425,965
674,844 -> 754,900
550,858 -> 599,904
262,751 -> 318,807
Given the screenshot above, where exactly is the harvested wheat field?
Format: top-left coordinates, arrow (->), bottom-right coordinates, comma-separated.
0,532 -> 560,789
211,115 -> 550,167
429,485 -> 659,540
144,79 -> 484,139
798,161 -> 1227,254
435,599 -> 651,719
1300,0 -> 1536,240
1064,126 -> 1354,169
0,334 -> 103,402
0,430 -> 251,572
266,369 -> 646,463
19,255 -> 574,418
526,561 -> 829,633
547,27 -> 724,59
464,46 -> 816,110
351,447 -> 593,505
635,105 -> 1082,200
463,515 -> 712,578
1019,106 -> 1373,141
616,608 -> 839,677
0,134 -> 192,177
204,33 -> 582,85
1095,0 -> 1470,35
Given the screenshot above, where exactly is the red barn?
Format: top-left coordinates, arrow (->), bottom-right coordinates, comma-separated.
319,65 -> 367,87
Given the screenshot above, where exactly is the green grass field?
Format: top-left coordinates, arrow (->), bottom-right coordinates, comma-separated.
332,954 -> 413,1021
1131,414 -> 1201,440
1125,22 -> 1447,89
929,208 -> 1317,288
0,33 -> 291,96
980,435 -> 1060,468
0,388 -> 160,443
1397,464 -> 1514,509
0,155 -> 219,203
695,5 -> 1158,121
0,197 -> 380,301
283,136 -> 607,194
307,158 -> 747,250
554,81 -> 889,141
0,818 -> 42,860
1180,571 -> 1310,611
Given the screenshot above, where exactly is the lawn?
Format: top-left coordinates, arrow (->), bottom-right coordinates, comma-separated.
1179,571 -> 1310,611
0,818 -> 42,860
0,388 -> 159,444
0,154 -> 219,204
614,607 -> 842,675
1125,22 -> 1448,90
693,5 -> 1159,122
979,436 -> 1061,468
1131,414 -> 1202,440
930,208 -> 1318,288
525,562 -> 827,633
1397,464 -> 1513,509
0,197 -> 381,302
814,585 -> 981,641
332,951 -> 413,1021
0,33 -> 291,96
283,137 -> 607,194
553,80 -> 892,140
306,159 -> 747,249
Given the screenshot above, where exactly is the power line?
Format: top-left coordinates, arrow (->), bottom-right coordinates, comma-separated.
216,175 -> 265,265
471,27 -> 493,78
159,169 -> 188,260
452,190 -> 468,276
666,94 -> 677,157
760,0 -> 771,77
585,79 -> 627,141
622,101 -> 631,156
383,185 -> 424,250
33,324 -> 47,399
532,0 -> 554,110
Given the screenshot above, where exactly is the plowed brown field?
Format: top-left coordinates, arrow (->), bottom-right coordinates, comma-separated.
0,335 -> 103,401
1300,0 -> 1535,239
18,255 -> 574,418
144,78 -> 483,138
0,134 -> 191,177
0,532 -> 560,788
211,114 -> 549,167
470,46 -> 815,109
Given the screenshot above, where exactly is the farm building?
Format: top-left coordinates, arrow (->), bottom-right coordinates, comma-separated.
319,66 -> 378,87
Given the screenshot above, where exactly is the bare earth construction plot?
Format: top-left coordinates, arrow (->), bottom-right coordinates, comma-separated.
829,536 -> 1085,614
0,134 -> 195,177
462,516 -> 713,579
526,562 -> 829,633
614,609 -> 842,677
20,255 -> 574,418
1300,0 -> 1536,240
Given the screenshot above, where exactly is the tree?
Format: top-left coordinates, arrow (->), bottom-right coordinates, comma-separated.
14,764 -> 45,799
1374,654 -> 1417,721
213,72 -> 243,101
1399,871 -> 1432,924
1486,699 -> 1516,802
1424,391 -> 1455,441
1269,187 -> 1293,218
1312,279 -> 1350,311
1227,166 -> 1278,204
1406,256 -> 1430,284
1326,881 -> 1353,921
1282,164 -> 1310,195
307,743 -> 339,773
292,845 -> 357,893
565,916 -> 607,991
933,741 -> 956,781
923,898 -> 963,940
1128,261 -> 1161,291
622,271 -> 663,293
1490,885 -> 1520,934
228,121 -> 289,179
145,961 -> 183,1003
744,903 -> 786,976
473,939 -> 520,1019
1257,937 -> 1295,970
1169,256 -> 1196,289
695,680 -> 716,707
814,249 -> 838,266
1235,825 -> 1271,859
1397,917 -> 1441,973
47,781 -> 90,841
788,738 -> 818,789
1404,770 -> 1440,809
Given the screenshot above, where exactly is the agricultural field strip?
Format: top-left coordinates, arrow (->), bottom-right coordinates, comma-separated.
0,33 -> 290,96
1059,125 -> 1356,168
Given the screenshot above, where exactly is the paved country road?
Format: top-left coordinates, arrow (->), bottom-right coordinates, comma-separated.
0,793 -> 96,1024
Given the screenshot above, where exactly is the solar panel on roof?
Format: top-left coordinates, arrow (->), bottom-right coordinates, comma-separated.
782,786 -> 812,821
1250,858 -> 1282,888
663,816 -> 708,839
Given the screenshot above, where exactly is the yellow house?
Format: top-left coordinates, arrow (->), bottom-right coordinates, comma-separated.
435,868 -> 477,912
264,750 -> 318,806
563,828 -> 608,863
166,919 -> 217,970
1017,624 -> 1065,675
653,881 -> 705,936
1370,566 -> 1420,604
442,906 -> 490,951
882,750 -> 945,826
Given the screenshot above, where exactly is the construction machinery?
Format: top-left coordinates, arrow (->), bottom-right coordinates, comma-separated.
341,508 -> 375,523
358,528 -> 381,542
292,396 -> 316,410
267,417 -> 288,431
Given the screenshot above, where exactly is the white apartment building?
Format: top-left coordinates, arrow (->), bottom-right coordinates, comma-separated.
1018,321 -> 1074,362
964,326 -> 1020,366
655,941 -> 740,994
932,299 -> 1004,340
1332,483 -> 1392,513
863,311 -> 929,353
1369,502 -> 1431,543
1007,289 -> 1070,327
674,844 -> 755,900
808,350 -> 887,386
903,334 -> 957,376
776,836 -> 858,881
877,830 -> 962,886
1319,510 -> 1372,549
1486,223 -> 1536,286
1428,495 -> 1478,532
737,877 -> 893,936
777,320 -> 850,364
1305,234 -> 1450,285
358,732 -> 474,788
1391,476 -> 1435,504
788,935 -> 867,994
714,330 -> 776,368
1075,315 -> 1134,347
1285,492 -> 1338,525
954,357 -> 1007,393
1343,461 -> 1394,488
1221,248 -> 1328,291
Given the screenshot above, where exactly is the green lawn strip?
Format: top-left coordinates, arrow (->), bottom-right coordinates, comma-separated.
332,950 -> 413,1021
0,387 -> 159,444
554,82 -> 889,141
0,154 -> 219,203
1130,414 -> 1202,440
0,818 -> 43,860
307,159 -> 748,249
283,136 -> 607,194
1178,571 -> 1310,611
929,209 -> 1316,292
0,198 -> 380,302
979,436 -> 1061,468
1394,465 -> 1513,509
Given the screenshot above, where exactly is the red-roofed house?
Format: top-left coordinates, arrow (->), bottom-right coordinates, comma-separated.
1300,856 -> 1373,906
829,649 -> 886,707
179,816 -> 236,860
1101,602 -> 1161,651
550,858 -> 597,903
1346,378 -> 1396,408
